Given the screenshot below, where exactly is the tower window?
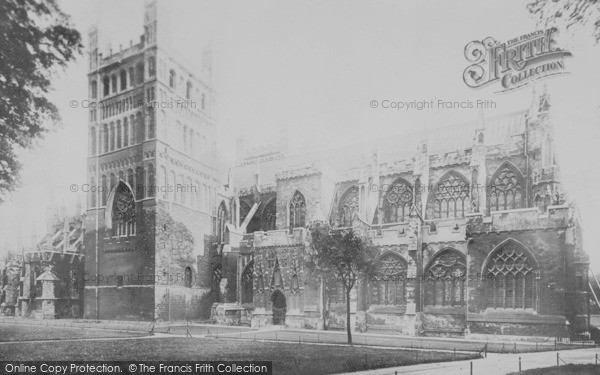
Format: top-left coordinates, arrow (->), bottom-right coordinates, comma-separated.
148,56 -> 156,77
120,70 -> 127,91
169,70 -> 176,89
289,191 -> 306,229
91,80 -> 97,99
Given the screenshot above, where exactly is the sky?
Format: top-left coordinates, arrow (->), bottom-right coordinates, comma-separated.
1,0 -> 599,268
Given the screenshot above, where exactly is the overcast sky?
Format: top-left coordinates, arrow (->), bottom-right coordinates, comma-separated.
1,0 -> 599,268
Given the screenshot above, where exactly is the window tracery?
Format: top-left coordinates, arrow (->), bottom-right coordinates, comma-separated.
489,164 -> 524,211
430,172 -> 469,219
289,192 -> 306,229
484,241 -> 537,310
424,249 -> 466,307
369,253 -> 407,306
383,179 -> 413,223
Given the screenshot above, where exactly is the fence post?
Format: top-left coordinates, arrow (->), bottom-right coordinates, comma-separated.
554,338 -> 557,350
470,361 -> 473,375
556,353 -> 559,367
519,357 -> 521,372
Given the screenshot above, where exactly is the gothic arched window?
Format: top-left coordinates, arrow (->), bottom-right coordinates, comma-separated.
289,191 -> 306,229
383,178 -> 413,223
110,181 -> 136,237
424,249 -> 466,307
484,240 -> 538,310
369,253 -> 407,306
241,261 -> 253,304
338,186 -> 359,227
429,171 -> 469,219
262,199 -> 276,231
489,163 -> 524,212
217,202 -> 227,242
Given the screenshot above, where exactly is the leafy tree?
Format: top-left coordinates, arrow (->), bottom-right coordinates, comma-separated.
0,0 -> 82,201
307,223 -> 378,344
527,0 -> 600,43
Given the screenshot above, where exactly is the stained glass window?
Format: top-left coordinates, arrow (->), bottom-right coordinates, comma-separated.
484,240 -> 537,310
370,253 -> 407,306
489,163 -> 524,211
430,172 -> 469,219
111,182 -> 136,237
383,179 -> 413,223
424,249 -> 466,307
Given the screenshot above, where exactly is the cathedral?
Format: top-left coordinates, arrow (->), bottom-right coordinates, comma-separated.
224,95 -> 588,338
0,0 -> 588,340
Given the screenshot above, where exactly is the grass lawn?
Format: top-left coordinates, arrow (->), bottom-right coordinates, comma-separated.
0,324 -> 145,342
508,364 -> 600,374
0,337 -> 480,375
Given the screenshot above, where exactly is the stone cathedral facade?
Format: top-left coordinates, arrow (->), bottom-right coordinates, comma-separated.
76,1 -> 588,338
222,92 -> 588,338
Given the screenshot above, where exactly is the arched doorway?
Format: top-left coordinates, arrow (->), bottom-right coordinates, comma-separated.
271,290 -> 286,325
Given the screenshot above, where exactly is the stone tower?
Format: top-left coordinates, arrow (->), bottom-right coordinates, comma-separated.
84,0 -> 220,321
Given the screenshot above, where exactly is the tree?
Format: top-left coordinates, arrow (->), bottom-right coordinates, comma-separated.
307,223 -> 378,344
527,0 -> 600,43
0,0 -> 82,201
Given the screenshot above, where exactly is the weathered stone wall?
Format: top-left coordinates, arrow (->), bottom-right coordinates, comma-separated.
84,200 -> 155,320
154,202 -> 213,321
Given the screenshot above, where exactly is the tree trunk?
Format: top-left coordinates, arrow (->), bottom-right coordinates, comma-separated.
346,285 -> 352,344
